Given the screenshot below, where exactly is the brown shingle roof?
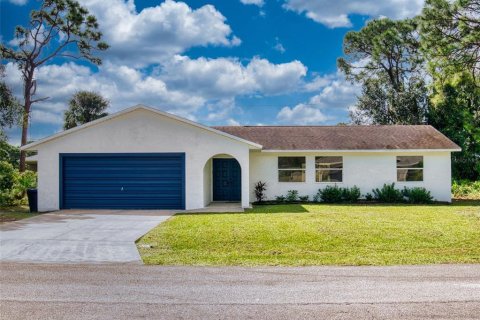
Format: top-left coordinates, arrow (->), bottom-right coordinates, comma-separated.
212,125 -> 460,151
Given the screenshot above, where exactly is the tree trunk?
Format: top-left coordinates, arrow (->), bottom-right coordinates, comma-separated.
19,102 -> 30,172
19,69 -> 33,172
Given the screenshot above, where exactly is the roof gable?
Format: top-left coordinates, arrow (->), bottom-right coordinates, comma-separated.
21,105 -> 262,150
212,125 -> 461,151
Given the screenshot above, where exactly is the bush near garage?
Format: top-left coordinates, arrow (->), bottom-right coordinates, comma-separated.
0,160 -> 37,206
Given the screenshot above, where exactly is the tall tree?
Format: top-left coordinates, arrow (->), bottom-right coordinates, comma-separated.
0,0 -> 108,171
64,91 -> 109,129
421,0 -> 480,180
0,65 -> 22,141
338,18 -> 428,124
420,0 -> 480,82
428,72 -> 480,180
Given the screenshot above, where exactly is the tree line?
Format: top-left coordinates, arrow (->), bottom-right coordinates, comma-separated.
338,0 -> 479,180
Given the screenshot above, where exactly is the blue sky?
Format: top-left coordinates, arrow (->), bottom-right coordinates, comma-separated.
1,0 -> 425,143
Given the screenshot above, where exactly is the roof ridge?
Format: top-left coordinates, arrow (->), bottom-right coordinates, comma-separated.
211,125 -> 432,128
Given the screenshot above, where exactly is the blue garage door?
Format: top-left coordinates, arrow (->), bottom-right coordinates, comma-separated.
60,153 -> 185,210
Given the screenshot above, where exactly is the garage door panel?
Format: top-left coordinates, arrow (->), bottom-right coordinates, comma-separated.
61,153 -> 185,210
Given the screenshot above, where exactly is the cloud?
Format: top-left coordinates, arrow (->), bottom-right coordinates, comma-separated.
161,55 -> 307,98
277,104 -> 328,124
240,0 -> 264,6
283,0 -> 424,28
273,43 -> 286,53
303,74 -> 336,92
3,62 -> 206,124
246,57 -> 307,94
3,54 -> 308,125
273,37 -> 286,53
277,71 -> 360,124
31,109 -> 64,125
77,0 -> 240,65
226,118 -> 240,125
308,77 -> 360,109
204,98 -> 237,122
3,0 -> 28,5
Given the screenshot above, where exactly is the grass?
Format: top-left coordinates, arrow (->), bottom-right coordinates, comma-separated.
0,206 -> 37,224
138,201 -> 480,266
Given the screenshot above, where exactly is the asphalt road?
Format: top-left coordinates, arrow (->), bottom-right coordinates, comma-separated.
1,263 -> 479,319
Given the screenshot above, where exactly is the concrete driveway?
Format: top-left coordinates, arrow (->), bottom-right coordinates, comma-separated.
0,211 -> 173,264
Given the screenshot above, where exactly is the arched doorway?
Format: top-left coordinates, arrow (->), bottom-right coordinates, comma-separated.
203,154 -> 242,206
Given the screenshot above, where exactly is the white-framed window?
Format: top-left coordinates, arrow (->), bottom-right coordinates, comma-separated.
278,157 -> 306,182
397,156 -> 423,181
315,156 -> 343,182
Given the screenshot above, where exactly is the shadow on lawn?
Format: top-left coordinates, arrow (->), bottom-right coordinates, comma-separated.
451,199 -> 480,206
246,204 -> 310,213
176,204 -> 311,215
175,200 -> 480,216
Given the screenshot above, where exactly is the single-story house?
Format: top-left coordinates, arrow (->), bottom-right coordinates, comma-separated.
21,105 -> 461,212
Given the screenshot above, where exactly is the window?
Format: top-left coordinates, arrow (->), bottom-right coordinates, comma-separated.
315,156 -> 343,182
397,156 -> 423,181
278,157 -> 305,182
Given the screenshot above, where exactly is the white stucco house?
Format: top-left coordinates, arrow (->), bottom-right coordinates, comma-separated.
21,105 -> 461,212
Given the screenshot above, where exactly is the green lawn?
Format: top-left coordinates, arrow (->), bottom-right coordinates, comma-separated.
0,206 -> 36,224
138,201 -> 480,266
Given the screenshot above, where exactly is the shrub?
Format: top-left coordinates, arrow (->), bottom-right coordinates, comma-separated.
0,162 -> 37,206
0,161 -> 15,191
285,190 -> 299,202
372,183 -> 404,203
313,185 -> 362,203
275,195 -> 285,202
254,181 -> 267,203
299,195 -> 309,202
342,186 -> 361,203
402,187 -> 433,204
0,161 -> 15,206
452,180 -> 480,199
11,170 -> 37,202
317,185 -> 344,203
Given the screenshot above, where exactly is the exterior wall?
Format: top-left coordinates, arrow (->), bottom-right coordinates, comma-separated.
203,159 -> 212,207
35,109 -> 251,211
249,151 -> 452,202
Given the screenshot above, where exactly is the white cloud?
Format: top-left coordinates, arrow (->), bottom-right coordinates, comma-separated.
303,74 -> 336,92
161,55 -> 307,98
227,118 -> 240,125
77,0 -> 239,65
277,104 -> 328,124
308,77 -> 360,109
246,57 -> 307,94
240,0 -> 264,6
273,37 -> 286,53
31,109 -> 64,125
283,0 -> 424,28
204,98 -> 237,122
4,62 -> 206,123
274,43 -> 286,53
3,54 -> 308,125
277,71 -> 360,124
4,0 -> 28,5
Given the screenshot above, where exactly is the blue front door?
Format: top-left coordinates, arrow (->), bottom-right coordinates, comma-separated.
212,158 -> 241,201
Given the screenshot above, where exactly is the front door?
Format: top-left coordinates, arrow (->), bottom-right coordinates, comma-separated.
212,158 -> 241,201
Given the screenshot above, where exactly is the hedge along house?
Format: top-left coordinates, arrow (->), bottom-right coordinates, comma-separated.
21,105 -> 460,212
